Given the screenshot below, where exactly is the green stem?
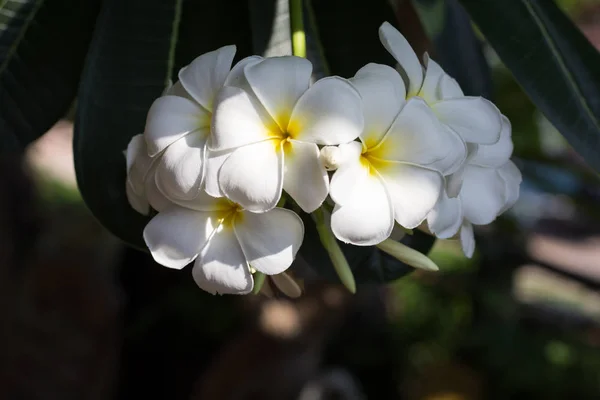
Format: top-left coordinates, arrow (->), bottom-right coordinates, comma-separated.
313,207 -> 356,293
289,0 -> 306,57
252,271 -> 266,295
376,239 -> 439,272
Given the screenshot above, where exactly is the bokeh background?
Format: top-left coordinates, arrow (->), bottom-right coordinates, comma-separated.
2,0 -> 600,399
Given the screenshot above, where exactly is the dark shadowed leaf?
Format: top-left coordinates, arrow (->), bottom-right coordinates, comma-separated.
74,0 -> 255,249
0,0 -> 100,152
74,0 -> 180,249
414,0 -> 492,98
307,0 -> 397,77
459,0 -> 600,172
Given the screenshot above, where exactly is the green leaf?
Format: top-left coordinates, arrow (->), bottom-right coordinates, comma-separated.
458,0 -> 600,172
298,212 -> 436,284
74,0 -> 182,249
414,0 -> 492,98
0,0 -> 100,152
74,0 -> 255,249
307,0 -> 397,77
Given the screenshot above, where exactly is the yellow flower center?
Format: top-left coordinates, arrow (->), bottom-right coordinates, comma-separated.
216,202 -> 245,230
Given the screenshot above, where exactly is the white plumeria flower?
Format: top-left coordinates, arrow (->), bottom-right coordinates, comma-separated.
125,134 -> 171,215
144,45 -> 258,203
328,63 -> 467,246
427,117 -> 522,257
209,56 -> 364,213
143,191 -> 304,295
378,22 -> 503,150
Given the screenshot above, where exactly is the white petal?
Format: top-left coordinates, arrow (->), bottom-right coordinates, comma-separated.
143,206 -> 218,269
377,162 -> 444,229
155,131 -> 208,200
469,115 -> 514,168
126,180 -> 150,215
378,21 -> 423,97
446,142 -> 478,198
126,134 -> 154,195
329,141 -> 368,206
498,160 -> 522,214
331,174 -> 394,246
234,208 -> 304,275
224,56 -> 263,88
126,134 -> 144,173
211,86 -> 278,151
289,77 -> 363,145
203,148 -> 232,197
369,97 -> 467,174
178,45 -> 236,111
144,95 -> 210,156
439,74 -> 464,99
460,165 -> 506,225
218,140 -> 283,212
147,166 -> 171,212
164,81 -> 196,102
427,190 -> 462,239
173,186 -> 232,212
351,63 -> 406,148
419,54 -> 445,104
193,227 -> 253,295
432,97 -> 502,145
244,56 -> 312,131
460,222 -> 475,258
282,140 -> 329,213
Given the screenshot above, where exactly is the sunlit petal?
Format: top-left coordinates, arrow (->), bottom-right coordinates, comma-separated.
331,173 -> 394,246
289,77 -> 363,145
234,208 -> 304,275
329,141 -> 368,206
351,63 -> 406,148
282,140 -> 329,213
143,206 -> 218,269
155,131 -> 208,200
244,56 -> 312,131
144,95 -> 210,156
179,45 -> 236,111
378,21 -> 423,97
211,86 -> 278,151
218,140 -> 283,212
377,161 -> 444,229
193,227 -> 253,294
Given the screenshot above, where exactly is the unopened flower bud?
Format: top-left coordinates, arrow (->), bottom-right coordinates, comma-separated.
320,145 -> 344,171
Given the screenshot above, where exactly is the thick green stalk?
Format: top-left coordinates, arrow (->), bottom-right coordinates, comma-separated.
289,0 -> 306,57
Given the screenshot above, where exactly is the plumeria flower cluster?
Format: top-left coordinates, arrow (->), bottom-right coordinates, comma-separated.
125,22 -> 521,295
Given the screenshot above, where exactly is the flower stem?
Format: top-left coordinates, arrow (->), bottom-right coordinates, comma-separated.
252,271 -> 266,295
313,207 -> 356,293
289,0 -> 306,58
376,239 -> 439,272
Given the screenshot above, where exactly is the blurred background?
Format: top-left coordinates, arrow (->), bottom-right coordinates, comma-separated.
3,0 -> 600,399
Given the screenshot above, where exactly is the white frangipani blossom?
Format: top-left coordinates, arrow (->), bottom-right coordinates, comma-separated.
378,22 -> 503,150
328,63 -> 467,246
427,117 -> 522,257
210,56 -> 364,213
143,191 -> 304,295
143,45 -> 248,203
